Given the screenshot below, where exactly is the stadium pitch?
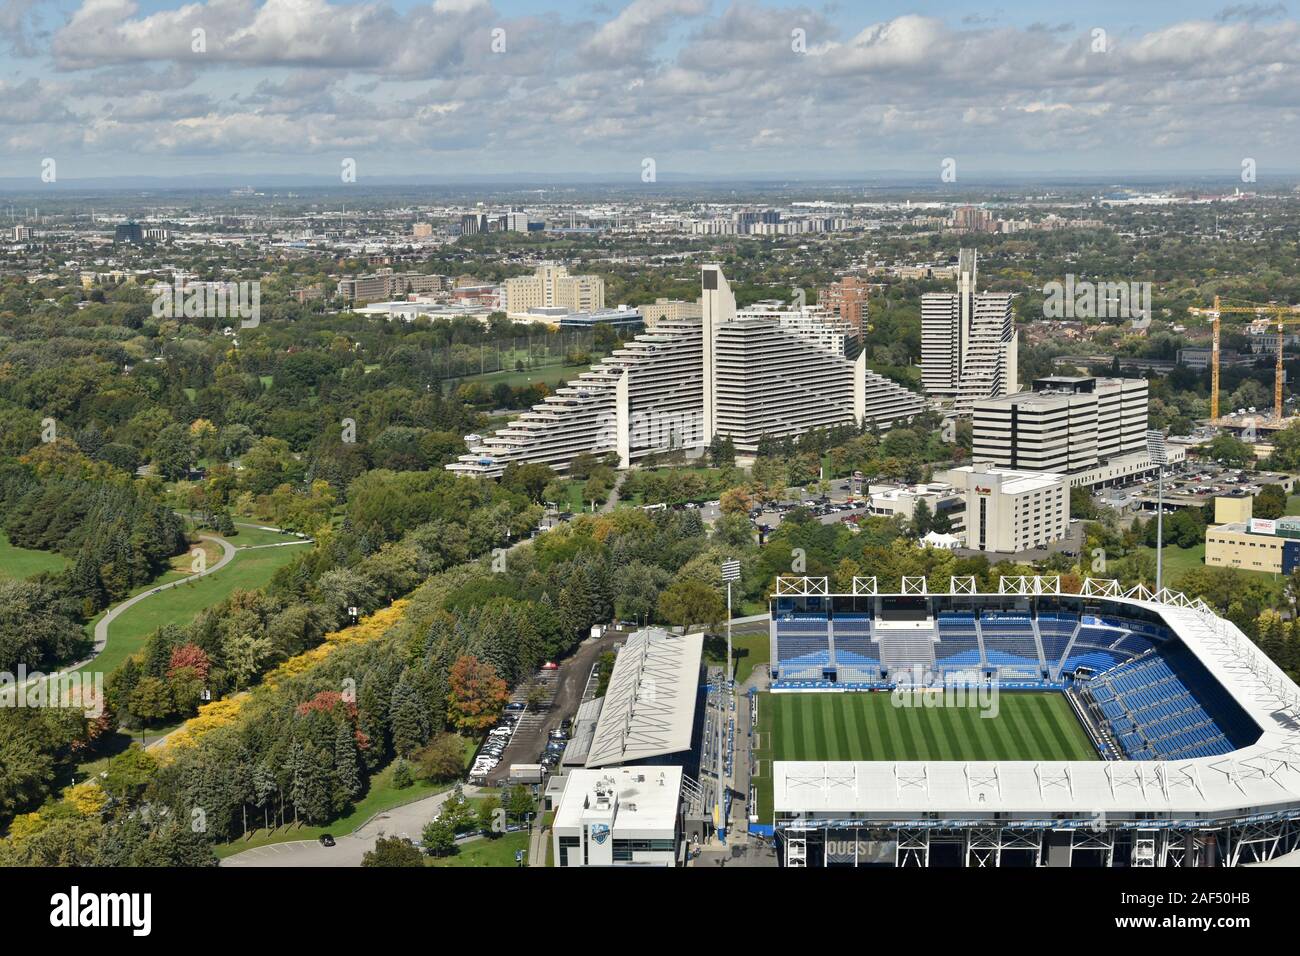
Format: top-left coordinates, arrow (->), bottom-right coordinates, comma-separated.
751,691 -> 1097,821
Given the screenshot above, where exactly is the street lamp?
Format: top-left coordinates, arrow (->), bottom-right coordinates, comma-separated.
1146,429 -> 1169,593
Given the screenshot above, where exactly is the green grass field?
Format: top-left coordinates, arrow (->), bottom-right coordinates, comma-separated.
427,831 -> 530,868
751,691 -> 1097,822
0,532 -> 69,580
89,544 -> 305,675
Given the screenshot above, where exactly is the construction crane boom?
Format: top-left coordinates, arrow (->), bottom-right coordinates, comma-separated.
1203,296 -> 1300,423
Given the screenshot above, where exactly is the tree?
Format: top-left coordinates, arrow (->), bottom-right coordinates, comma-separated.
477,794 -> 503,837
446,656 -> 508,733
506,785 -> 536,823
151,423 -> 196,480
1255,484 -> 1287,520
420,816 -> 457,857
128,677 -> 174,725
657,579 -> 726,629
1203,433 -> 1253,467
411,733 -> 467,783
362,836 -> 424,867
392,759 -> 413,789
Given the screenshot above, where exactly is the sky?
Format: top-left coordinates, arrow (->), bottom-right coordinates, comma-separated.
1,0 -> 1299,182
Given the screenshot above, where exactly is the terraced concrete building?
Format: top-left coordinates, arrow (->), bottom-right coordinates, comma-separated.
447,266 -> 928,477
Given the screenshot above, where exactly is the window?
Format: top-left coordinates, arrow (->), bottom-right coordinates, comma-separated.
558,835 -> 579,868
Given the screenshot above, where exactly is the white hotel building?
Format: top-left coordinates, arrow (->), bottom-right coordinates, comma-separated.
448,266 -> 928,477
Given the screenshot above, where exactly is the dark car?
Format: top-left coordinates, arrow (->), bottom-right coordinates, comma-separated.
319,834 -> 336,847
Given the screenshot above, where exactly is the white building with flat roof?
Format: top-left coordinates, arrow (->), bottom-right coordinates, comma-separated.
943,463 -> 1068,553
972,375 -> 1150,486
552,766 -> 683,867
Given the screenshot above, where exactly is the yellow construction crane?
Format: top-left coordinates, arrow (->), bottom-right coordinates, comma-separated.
1203,295 -> 1300,422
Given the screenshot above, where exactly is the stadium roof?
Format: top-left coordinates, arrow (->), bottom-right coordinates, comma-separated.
585,628 -> 703,769
774,589 -> 1300,821
561,696 -> 604,767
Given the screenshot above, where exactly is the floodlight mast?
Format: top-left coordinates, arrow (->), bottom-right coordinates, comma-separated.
1146,430 -> 1169,593
718,558 -> 741,844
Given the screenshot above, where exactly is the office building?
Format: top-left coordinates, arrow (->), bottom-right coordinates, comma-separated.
12,225 -> 34,241
972,376 -> 1153,486
448,265 -> 927,477
337,268 -> 446,302
460,213 -> 488,235
552,766 -> 684,867
942,463 -> 1069,553
921,248 -> 1018,413
503,263 -> 605,316
640,297 -> 702,330
114,222 -> 144,244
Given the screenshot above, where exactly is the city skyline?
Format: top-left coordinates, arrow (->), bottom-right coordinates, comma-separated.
2,1 -> 1300,180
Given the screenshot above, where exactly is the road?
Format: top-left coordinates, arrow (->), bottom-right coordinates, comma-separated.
222,786 -> 485,867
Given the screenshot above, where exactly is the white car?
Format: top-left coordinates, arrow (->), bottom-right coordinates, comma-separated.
489,727 -> 512,738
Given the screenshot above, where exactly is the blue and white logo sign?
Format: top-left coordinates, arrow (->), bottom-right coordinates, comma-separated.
590,824 -> 610,845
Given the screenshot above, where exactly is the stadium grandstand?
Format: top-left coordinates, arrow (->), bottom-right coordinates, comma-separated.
756,575 -> 1300,867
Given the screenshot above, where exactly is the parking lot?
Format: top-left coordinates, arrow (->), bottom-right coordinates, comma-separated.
474,630 -> 622,785
1095,463 -> 1293,514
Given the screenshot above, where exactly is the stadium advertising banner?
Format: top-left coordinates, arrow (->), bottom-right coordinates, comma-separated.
824,831 -> 897,865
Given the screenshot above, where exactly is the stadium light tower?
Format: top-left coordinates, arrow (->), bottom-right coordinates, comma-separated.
1146,430 -> 1169,593
717,558 -> 741,844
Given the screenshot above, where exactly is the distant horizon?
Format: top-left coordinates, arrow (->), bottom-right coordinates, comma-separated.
1,169 -> 1297,195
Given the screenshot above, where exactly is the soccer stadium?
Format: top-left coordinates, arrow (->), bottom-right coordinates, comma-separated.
751,575 -> 1300,868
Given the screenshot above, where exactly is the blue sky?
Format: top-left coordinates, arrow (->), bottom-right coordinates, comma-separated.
2,0 -> 1298,182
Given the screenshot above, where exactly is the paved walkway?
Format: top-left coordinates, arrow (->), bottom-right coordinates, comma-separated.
222,786 -> 484,867
4,533 -> 239,700
92,533 -> 237,657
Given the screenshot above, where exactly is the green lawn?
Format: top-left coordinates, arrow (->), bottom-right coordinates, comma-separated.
1128,542 -> 1282,585
0,532 -> 69,579
89,544 -> 304,676
751,691 -> 1097,822
427,831 -> 530,868
703,632 -> 770,687
226,523 -> 309,548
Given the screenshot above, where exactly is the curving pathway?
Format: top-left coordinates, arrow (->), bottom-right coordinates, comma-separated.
91,533 -> 237,658
4,533 -> 238,700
